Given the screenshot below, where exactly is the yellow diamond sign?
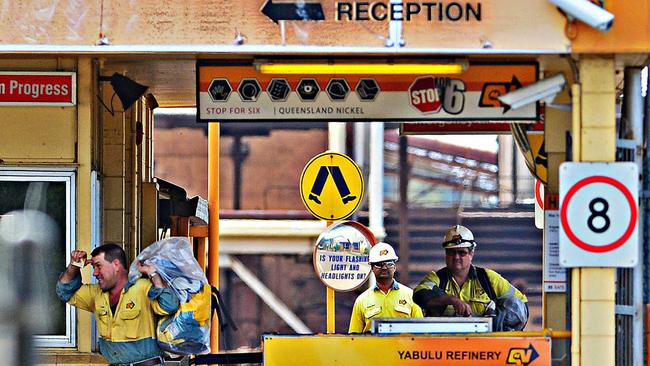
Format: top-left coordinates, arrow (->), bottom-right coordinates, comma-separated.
300,152 -> 364,221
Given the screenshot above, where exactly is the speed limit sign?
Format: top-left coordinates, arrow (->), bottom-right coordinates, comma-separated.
559,162 -> 638,267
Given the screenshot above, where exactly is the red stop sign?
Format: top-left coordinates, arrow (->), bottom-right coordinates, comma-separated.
409,76 -> 442,113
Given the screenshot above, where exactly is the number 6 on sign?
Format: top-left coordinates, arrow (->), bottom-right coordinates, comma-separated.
559,162 -> 639,267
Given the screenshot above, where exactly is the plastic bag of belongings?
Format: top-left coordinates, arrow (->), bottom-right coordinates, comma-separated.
493,297 -> 529,331
128,236 -> 211,355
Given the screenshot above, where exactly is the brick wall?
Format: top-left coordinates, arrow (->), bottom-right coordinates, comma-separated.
154,128 -> 327,209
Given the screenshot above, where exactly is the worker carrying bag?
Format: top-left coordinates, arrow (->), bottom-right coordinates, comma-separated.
128,237 -> 211,355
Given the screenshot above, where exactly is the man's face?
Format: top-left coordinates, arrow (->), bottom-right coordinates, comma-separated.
371,260 -> 396,282
90,253 -> 119,292
445,248 -> 473,274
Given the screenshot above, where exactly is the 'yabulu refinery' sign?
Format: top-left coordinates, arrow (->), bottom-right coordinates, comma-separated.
197,62 -> 538,122
263,335 -> 551,366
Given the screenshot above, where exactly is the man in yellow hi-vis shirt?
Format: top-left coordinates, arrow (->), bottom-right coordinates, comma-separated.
57,243 -> 179,366
413,225 -> 528,330
349,242 -> 422,333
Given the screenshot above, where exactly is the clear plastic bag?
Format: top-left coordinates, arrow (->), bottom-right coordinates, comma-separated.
494,297 -> 529,331
128,237 -> 211,355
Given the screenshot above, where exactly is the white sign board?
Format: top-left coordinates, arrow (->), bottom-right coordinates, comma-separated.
534,179 -> 544,229
543,210 -> 566,292
313,221 -> 374,291
559,162 -> 639,267
197,62 -> 539,122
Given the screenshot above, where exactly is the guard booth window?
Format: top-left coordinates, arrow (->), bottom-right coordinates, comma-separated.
0,168 -> 76,347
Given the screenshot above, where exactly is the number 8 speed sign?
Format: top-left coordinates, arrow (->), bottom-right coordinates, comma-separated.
559,162 -> 638,267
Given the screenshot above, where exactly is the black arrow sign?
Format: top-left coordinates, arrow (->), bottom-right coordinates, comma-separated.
261,0 -> 325,23
508,75 -> 522,91
478,75 -> 524,113
501,76 -> 522,114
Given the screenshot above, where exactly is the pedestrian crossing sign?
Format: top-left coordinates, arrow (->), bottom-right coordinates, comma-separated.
300,151 -> 364,221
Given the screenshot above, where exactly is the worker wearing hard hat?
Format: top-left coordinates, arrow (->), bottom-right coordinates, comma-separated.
349,242 -> 423,333
413,225 -> 528,330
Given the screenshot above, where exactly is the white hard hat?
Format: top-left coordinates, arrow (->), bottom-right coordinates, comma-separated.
442,225 -> 476,250
369,242 -> 398,263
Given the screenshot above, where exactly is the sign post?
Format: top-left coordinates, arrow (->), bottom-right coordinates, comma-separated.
300,152 -> 366,333
559,162 -> 639,267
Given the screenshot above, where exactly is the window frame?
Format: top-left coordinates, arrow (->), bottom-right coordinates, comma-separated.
0,167 -> 77,348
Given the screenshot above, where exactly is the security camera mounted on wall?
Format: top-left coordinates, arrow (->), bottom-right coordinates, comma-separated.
498,74 -> 567,110
549,0 -> 614,32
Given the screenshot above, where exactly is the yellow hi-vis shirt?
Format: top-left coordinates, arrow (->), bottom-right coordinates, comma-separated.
57,275 -> 178,364
413,265 -> 527,317
349,280 -> 423,333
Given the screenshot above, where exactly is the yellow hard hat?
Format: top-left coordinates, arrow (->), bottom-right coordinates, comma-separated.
442,225 -> 476,250
369,242 -> 399,263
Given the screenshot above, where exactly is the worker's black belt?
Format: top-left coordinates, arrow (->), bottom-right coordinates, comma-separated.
110,355 -> 164,366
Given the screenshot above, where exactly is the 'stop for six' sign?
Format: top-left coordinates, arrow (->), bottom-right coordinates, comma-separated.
197,61 -> 538,122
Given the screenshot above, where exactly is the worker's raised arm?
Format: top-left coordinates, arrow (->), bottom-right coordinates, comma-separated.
59,250 -> 88,284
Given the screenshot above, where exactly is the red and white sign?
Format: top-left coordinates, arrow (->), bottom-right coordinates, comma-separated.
409,76 -> 442,113
400,120 -> 544,134
0,72 -> 76,106
559,162 -> 638,267
534,179 -> 544,229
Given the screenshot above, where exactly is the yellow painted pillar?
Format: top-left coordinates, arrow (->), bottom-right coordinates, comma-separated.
326,220 -> 335,333
77,57 -> 94,354
326,287 -> 335,333
572,56 -> 616,366
208,123 -> 220,351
